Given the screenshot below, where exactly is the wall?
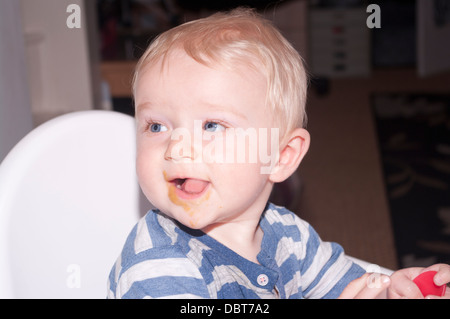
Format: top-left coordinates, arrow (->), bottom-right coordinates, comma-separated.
0,0 -> 34,162
20,0 -> 99,125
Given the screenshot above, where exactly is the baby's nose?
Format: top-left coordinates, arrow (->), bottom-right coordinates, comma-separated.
164,128 -> 201,162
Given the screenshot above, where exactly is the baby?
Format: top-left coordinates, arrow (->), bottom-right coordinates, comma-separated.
107,8 -> 449,299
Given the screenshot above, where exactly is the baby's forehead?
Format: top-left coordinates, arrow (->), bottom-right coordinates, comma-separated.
136,50 -> 267,96
141,46 -> 265,79
133,48 -> 280,130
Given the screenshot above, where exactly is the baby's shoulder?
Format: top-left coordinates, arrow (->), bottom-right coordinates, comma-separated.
113,211 -> 203,279
109,216 -> 208,298
121,210 -> 186,260
264,203 -> 311,233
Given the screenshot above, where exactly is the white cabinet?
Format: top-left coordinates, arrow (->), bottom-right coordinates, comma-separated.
310,8 -> 371,77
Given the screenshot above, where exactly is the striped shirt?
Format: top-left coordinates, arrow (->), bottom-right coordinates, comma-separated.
107,203 -> 365,299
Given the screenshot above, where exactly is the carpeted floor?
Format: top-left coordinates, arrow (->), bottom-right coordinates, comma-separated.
295,69 -> 450,271
373,93 -> 450,268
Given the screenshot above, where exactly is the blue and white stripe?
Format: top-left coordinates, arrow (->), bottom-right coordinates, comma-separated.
107,203 -> 365,299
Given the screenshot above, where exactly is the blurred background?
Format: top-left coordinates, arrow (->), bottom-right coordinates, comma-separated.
1,0 -> 449,270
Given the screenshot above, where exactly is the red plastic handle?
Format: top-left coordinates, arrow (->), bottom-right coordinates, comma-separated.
413,271 -> 446,297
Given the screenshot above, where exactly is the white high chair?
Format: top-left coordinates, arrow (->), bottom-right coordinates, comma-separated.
0,111 -> 142,298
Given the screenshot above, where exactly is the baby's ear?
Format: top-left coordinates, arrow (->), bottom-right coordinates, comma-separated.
269,128 -> 310,183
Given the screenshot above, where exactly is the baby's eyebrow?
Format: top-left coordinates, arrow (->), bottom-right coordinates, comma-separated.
137,101 -> 248,121
135,101 -> 154,112
135,101 -> 164,118
204,102 -> 248,121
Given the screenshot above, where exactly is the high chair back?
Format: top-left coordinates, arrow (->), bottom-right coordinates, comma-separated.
0,111 -> 141,298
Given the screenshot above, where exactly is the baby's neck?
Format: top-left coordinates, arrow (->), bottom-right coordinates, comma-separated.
203,220 -> 264,264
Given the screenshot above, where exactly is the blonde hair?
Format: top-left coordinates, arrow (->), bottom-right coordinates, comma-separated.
133,8 -> 308,135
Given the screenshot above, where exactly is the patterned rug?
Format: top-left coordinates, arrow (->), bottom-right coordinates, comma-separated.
372,93 -> 450,268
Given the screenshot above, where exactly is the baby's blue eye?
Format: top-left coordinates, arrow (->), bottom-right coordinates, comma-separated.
204,121 -> 225,132
149,123 -> 167,133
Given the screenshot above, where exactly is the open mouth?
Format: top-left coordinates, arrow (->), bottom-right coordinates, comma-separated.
170,178 -> 210,197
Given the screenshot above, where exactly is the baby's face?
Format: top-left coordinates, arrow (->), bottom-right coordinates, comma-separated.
135,50 -> 278,229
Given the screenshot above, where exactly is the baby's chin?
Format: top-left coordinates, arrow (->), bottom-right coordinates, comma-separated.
157,206 -> 208,230
168,209 -> 231,233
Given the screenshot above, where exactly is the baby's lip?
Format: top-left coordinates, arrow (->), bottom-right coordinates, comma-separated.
174,178 -> 209,194
164,173 -> 195,183
164,172 -> 210,195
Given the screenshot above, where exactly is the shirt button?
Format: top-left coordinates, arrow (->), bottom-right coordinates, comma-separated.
257,274 -> 269,286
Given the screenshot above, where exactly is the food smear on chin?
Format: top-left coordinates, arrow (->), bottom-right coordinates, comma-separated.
163,171 -> 211,227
